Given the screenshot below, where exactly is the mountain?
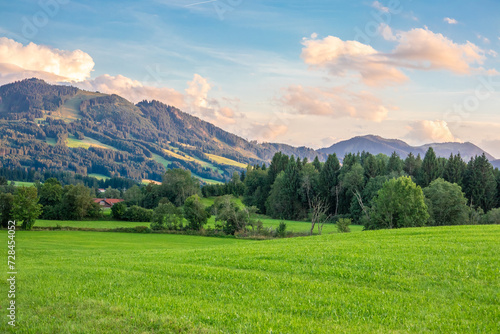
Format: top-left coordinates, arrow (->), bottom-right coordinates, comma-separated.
0,79 -> 325,184
417,142 -> 495,162
318,135 -> 420,158
491,160 -> 500,169
319,135 -> 495,162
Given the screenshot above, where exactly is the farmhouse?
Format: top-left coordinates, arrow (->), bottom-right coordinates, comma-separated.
93,198 -> 124,208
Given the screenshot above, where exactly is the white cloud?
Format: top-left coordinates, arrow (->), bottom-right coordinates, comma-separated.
279,85 -> 389,122
185,73 -> 211,108
443,17 -> 458,24
406,120 -> 461,144
477,34 -> 490,44
301,27 -> 490,86
0,37 -> 94,82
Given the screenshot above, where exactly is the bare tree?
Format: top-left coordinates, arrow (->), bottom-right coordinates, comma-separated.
352,189 -> 370,223
309,196 -> 332,235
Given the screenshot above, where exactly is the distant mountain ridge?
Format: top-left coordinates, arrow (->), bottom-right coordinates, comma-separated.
318,135 -> 495,162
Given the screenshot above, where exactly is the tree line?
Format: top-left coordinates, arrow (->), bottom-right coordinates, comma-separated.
207,149 -> 500,229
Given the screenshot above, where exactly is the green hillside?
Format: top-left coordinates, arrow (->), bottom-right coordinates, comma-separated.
0,79 -> 325,184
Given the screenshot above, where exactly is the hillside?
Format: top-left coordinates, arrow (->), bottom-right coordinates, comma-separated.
319,135 -> 496,162
0,79 -> 325,183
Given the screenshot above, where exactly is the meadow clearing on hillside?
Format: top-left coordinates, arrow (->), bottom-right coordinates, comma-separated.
1,225 -> 498,333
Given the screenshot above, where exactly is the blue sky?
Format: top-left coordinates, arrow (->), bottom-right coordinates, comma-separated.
1,0 -> 500,156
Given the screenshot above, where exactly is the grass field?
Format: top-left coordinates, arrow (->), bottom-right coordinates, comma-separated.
33,216 -> 359,235
206,154 -> 247,168
7,181 -> 35,187
1,225 -> 498,333
88,173 -> 110,180
65,135 -> 118,151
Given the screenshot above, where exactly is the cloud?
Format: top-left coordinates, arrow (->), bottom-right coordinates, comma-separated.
279,85 -> 389,122
477,34 -> 490,44
185,73 -> 211,108
301,35 -> 408,86
371,1 -> 389,13
406,120 -> 461,144
391,27 -> 485,74
443,17 -> 458,24
247,122 -> 288,142
301,27 -> 489,86
75,74 -> 186,108
0,37 -> 94,82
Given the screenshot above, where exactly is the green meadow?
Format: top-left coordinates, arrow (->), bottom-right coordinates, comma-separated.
1,225 -> 498,333
34,217 -> 361,235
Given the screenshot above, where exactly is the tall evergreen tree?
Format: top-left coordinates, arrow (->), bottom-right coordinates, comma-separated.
362,153 -> 378,179
463,154 -> 497,212
387,151 -> 404,174
319,154 -> 341,215
418,147 -> 439,187
443,153 -> 466,186
404,152 -> 417,177
312,156 -> 322,172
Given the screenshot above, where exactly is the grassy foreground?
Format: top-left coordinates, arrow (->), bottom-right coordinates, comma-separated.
1,225 -> 499,333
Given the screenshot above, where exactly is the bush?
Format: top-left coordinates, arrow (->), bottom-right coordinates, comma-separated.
336,218 -> 351,233
151,202 -> 183,230
275,221 -> 287,238
184,195 -> 209,230
134,226 -> 151,233
122,205 -> 153,222
482,208 -> 500,224
111,202 -> 127,219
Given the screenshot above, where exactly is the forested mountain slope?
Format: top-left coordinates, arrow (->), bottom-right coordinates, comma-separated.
0,78 -> 325,183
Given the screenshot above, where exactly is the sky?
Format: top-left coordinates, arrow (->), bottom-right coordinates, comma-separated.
0,0 -> 499,157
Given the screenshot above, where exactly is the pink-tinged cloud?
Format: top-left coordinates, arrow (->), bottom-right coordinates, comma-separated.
0,37 -> 94,82
279,85 -> 389,122
75,74 -> 186,108
248,123 -> 288,142
301,35 -> 408,86
406,120 -> 461,144
392,28 -> 485,73
302,27 -> 490,86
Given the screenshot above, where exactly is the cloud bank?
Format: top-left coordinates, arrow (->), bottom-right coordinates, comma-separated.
406,120 -> 461,144
302,26 -> 489,86
0,37 -> 94,83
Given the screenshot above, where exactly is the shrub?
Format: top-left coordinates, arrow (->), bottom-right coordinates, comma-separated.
151,202 -> 183,230
122,205 -> 153,222
184,194 -> 208,230
336,218 -> 351,233
111,202 -> 127,219
275,221 -> 287,238
134,226 -> 151,233
482,208 -> 500,224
